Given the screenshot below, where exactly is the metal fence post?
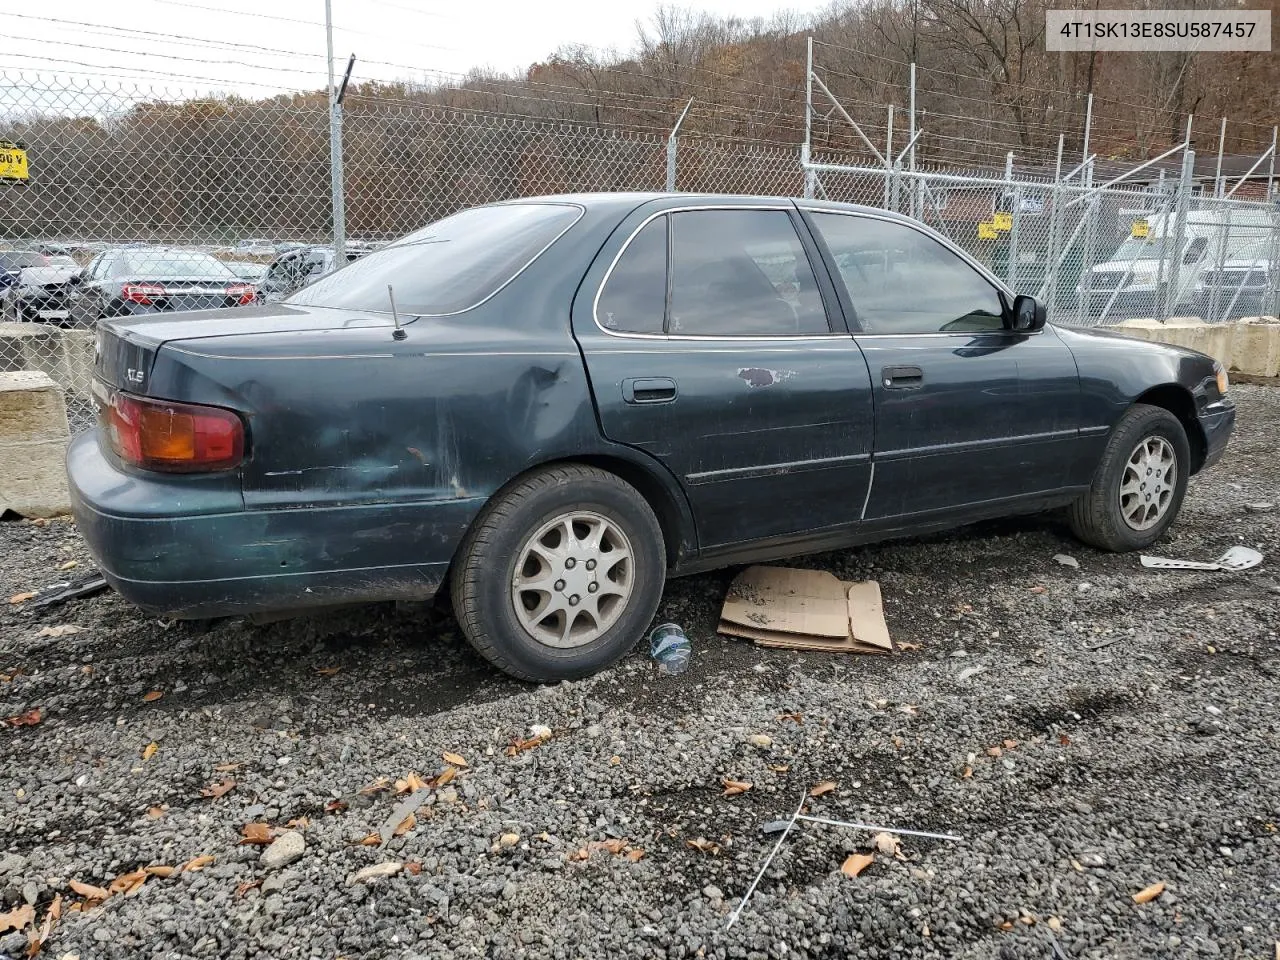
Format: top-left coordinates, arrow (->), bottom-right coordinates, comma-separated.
1078,162 -> 1099,326
1007,186 -> 1021,288
325,0 -> 346,262
1162,148 -> 1196,320
666,98 -> 693,193
1046,135 -> 1065,311
1208,202 -> 1229,321
908,62 -> 917,218
803,36 -> 815,200
883,105 -> 894,209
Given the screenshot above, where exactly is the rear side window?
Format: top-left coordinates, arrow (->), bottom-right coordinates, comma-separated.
596,217 -> 667,334
288,203 -> 582,316
667,210 -> 829,336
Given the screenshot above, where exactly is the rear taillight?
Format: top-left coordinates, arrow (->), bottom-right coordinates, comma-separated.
122,283 -> 166,305
227,283 -> 256,305
104,392 -> 245,473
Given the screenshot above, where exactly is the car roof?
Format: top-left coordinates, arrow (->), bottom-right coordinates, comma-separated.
503,191 -> 920,226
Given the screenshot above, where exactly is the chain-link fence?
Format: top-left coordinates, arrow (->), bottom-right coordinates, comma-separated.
807,155 -> 1280,329
2,71 -> 1278,437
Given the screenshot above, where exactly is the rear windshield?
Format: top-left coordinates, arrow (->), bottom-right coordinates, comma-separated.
109,252 -> 236,280
287,203 -> 582,316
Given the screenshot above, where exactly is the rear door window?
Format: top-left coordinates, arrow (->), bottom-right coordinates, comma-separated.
667,210 -> 830,336
288,203 -> 583,316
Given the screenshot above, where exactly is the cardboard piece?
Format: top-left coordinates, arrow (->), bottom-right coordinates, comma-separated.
718,565 -> 893,655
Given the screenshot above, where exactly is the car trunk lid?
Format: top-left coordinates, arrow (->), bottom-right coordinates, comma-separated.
94,304 -> 394,390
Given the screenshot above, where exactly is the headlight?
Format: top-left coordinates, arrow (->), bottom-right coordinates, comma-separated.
1215,362 -> 1229,396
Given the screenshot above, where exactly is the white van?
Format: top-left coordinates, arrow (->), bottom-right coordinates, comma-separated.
1077,212 -> 1219,318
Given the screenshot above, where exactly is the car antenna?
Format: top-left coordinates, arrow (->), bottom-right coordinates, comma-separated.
387,284 -> 407,341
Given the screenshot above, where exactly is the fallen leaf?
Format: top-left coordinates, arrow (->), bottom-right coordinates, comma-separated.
432,766 -> 457,789
358,832 -> 382,846
1003,739 -> 1018,750
32,892 -> 61,952
3,709 -> 41,728
141,742 -> 158,761
962,766 -> 973,779
146,807 -> 165,819
393,812 -> 416,837
998,920 -> 1014,931
442,751 -> 468,767
36,625 -> 82,638
626,849 -> 645,862
809,780 -> 837,797
8,592 -> 36,605
873,832 -> 905,860
58,560 -> 78,571
775,712 -> 803,725
722,778 -> 752,797
234,880 -> 261,898
529,724 -> 552,740
505,735 -> 548,757
67,880 -> 108,901
108,870 -> 147,897
142,691 -> 163,703
768,764 -> 790,773
0,904 -> 34,934
1059,734 -> 1072,746
1132,881 -> 1166,904
350,862 -> 402,884
986,746 -> 1003,758
898,704 -> 919,716
841,853 -> 874,877
315,666 -> 340,676
180,855 -> 215,872
897,641 -> 922,651
404,862 -> 423,876
395,771 -> 428,794
285,816 -> 310,830
213,762 -> 242,773
324,800 -> 348,814
686,838 -> 721,855
239,823 -> 275,845
358,777 -> 392,795
1029,586 -> 1047,594
200,779 -> 236,799
143,866 -> 174,878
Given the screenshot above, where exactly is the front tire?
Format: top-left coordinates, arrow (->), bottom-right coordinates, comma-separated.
1067,403 -> 1191,551
450,464 -> 666,682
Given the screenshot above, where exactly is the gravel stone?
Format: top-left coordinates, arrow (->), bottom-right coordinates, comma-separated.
260,832 -> 305,870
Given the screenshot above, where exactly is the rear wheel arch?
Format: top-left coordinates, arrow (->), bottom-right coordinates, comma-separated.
1132,384 -> 1205,473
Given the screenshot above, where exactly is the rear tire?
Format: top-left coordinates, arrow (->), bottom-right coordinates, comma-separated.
1067,403 -> 1190,551
450,464 -> 666,682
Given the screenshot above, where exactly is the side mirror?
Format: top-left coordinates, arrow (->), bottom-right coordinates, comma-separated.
1010,294 -> 1047,332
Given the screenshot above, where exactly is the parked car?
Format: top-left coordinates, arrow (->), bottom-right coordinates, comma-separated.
68,194 -> 1235,682
258,243 -> 376,300
0,249 -> 82,323
224,260 -> 270,283
67,247 -> 258,324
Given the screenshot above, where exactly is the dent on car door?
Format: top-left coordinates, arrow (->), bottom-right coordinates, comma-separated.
574,204 -> 875,551
805,211 -> 1081,521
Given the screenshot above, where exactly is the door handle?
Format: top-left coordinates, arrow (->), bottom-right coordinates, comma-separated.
622,377 -> 678,404
881,365 -> 924,389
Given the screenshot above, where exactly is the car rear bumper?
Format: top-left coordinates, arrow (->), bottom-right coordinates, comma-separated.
1197,398 -> 1235,472
67,431 -> 481,619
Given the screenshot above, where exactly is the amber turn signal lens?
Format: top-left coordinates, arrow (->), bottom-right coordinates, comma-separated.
105,392 -> 244,472
1215,364 -> 1229,396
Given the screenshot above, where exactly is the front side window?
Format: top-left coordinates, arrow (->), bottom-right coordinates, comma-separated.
289,202 -> 582,316
668,210 -> 829,336
596,216 -> 667,334
811,213 -> 1006,335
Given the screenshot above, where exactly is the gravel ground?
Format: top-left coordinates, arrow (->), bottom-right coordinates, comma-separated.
2,385 -> 1278,960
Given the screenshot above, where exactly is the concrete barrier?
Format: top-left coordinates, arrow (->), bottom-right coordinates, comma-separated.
1112,317 -> 1280,379
0,322 -> 95,401
0,370 -> 72,518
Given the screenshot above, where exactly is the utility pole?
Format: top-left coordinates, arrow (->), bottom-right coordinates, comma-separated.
326,0 -> 347,261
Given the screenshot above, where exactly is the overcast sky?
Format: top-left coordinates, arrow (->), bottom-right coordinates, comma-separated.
5,0 -> 827,98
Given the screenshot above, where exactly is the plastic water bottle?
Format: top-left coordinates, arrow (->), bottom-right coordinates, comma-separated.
649,623 -> 691,676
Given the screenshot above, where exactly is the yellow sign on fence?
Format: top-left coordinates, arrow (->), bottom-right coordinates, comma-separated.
993,211 -> 1013,231
1131,219 -> 1149,238
0,142 -> 28,181
977,220 -> 999,241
